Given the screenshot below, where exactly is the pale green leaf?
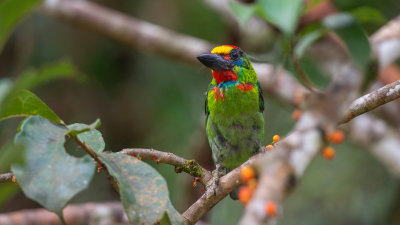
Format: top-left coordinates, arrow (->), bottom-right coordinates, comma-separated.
257,0 -> 303,36
11,116 -> 95,217
0,0 -> 42,51
0,90 -> 61,123
98,153 -> 184,225
323,13 -> 371,70
229,2 -> 256,26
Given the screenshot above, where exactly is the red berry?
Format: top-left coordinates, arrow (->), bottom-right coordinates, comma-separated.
264,201 -> 278,217
272,135 -> 280,143
326,130 -> 345,144
238,186 -> 253,205
266,145 -> 274,151
240,166 -> 255,183
322,146 -> 335,160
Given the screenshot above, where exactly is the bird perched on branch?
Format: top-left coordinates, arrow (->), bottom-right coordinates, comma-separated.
197,45 -> 264,199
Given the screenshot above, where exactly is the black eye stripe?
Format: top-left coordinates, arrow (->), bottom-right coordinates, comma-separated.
229,49 -> 242,60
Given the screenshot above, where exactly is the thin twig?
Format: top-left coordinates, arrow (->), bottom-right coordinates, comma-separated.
0,172 -> 13,183
340,79 -> 400,124
71,135 -> 120,193
42,0 -> 212,66
0,202 -> 128,225
120,148 -> 212,185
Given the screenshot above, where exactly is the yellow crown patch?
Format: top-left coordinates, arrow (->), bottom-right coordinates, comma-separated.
211,45 -> 238,54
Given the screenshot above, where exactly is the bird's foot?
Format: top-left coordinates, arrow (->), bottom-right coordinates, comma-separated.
206,164 -> 225,196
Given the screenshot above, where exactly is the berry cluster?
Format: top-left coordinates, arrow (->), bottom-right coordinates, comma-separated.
322,130 -> 345,160
238,165 -> 278,217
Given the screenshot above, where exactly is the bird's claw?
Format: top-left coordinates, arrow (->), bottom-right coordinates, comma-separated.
205,164 -> 225,196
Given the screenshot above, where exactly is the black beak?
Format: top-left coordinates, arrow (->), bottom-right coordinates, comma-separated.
197,53 -> 234,70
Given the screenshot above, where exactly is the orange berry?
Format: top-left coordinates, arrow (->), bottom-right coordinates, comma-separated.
264,201 -> 278,217
272,135 -> 280,143
240,165 -> 255,183
238,186 -> 253,205
266,145 -> 274,151
292,109 -> 302,121
326,130 -> 345,144
247,178 -> 258,190
322,146 -> 335,160
11,176 -> 16,183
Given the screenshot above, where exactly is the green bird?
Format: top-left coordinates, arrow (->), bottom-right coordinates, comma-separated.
197,45 -> 264,198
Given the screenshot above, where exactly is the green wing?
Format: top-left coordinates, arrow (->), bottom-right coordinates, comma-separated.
257,82 -> 264,112
204,84 -> 214,125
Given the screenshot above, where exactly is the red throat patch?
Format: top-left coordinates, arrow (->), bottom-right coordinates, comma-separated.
212,70 -> 238,84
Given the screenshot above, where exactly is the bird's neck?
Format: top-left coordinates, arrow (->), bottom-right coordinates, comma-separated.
212,70 -> 238,84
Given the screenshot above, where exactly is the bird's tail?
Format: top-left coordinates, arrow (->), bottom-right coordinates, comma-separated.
225,167 -> 239,200
230,187 -> 239,200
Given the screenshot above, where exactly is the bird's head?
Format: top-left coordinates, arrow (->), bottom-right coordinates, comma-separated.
197,45 -> 255,84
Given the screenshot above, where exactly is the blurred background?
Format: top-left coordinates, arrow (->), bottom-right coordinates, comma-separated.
0,0 -> 400,224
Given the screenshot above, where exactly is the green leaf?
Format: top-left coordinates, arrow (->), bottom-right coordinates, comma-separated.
11,116 -> 95,217
67,119 -> 101,135
67,120 -> 105,153
257,0 -> 303,36
0,0 -> 42,52
229,2 -> 256,26
0,90 -> 61,123
165,201 -> 185,225
0,60 -> 80,124
160,212 -> 173,225
350,6 -> 386,25
323,13 -> 371,70
98,153 -> 184,225
295,29 -> 326,58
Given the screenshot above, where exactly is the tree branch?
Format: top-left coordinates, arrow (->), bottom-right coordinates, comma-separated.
0,172 -> 13,183
0,202 -> 128,225
340,79 -> 400,124
120,148 -> 212,185
42,0 -> 212,66
182,155 -> 260,225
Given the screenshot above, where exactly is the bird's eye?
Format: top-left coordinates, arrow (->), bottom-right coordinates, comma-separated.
229,50 -> 240,60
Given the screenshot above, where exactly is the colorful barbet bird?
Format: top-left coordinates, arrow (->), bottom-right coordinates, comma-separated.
197,45 -> 264,196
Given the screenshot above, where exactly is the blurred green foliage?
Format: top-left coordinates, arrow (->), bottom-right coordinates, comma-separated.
0,0 -> 399,224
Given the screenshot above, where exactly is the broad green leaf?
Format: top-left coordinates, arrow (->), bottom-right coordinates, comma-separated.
0,0 -> 42,51
351,6 -> 386,25
295,29 -> 326,58
98,153 -> 184,225
67,119 -> 101,135
165,201 -> 184,225
300,56 -> 330,88
229,2 -> 256,26
67,120 -> 105,153
0,90 -> 61,123
257,0 -> 303,36
160,212 -> 173,225
11,116 -> 95,217
0,60 -> 79,124
323,13 -> 371,70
